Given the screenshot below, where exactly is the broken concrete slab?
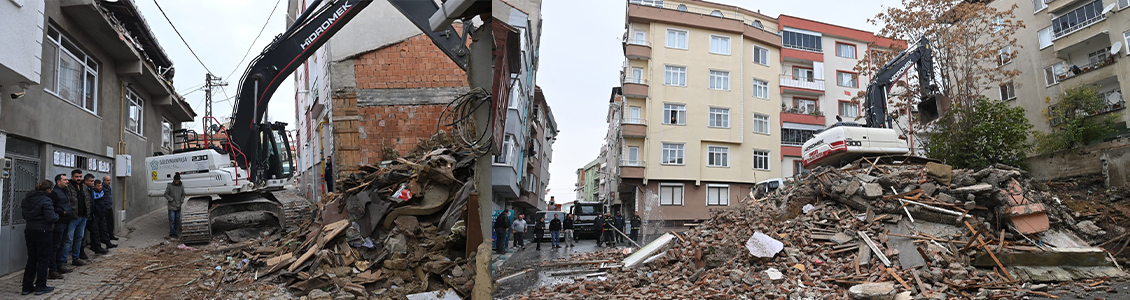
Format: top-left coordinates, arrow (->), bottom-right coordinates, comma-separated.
831,232 -> 854,244
745,232 -> 784,258
1009,266 -> 1128,282
885,220 -> 925,269
864,183 -> 884,198
925,162 -> 953,186
623,233 -> 676,268
764,268 -> 784,281
971,247 -> 1110,267
950,183 -> 994,194
848,282 -> 896,300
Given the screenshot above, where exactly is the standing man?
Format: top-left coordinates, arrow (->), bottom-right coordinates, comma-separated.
323,156 -> 334,193
492,210 -> 510,254
533,216 -> 546,250
562,214 -> 575,248
601,213 -> 616,247
595,212 -> 605,246
21,180 -> 58,296
102,175 -> 118,241
549,214 -> 562,249
82,175 -> 108,255
62,170 -> 91,266
630,213 -> 642,242
614,212 -> 625,244
89,180 -> 115,250
510,214 -> 527,250
164,173 -> 186,239
48,174 -> 72,277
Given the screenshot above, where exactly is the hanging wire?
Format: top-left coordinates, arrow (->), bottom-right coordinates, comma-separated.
437,87 -> 492,157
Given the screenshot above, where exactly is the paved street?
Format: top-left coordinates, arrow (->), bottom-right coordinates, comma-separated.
493,236 -> 630,299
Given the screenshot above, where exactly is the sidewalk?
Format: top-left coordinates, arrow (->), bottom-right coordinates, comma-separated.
0,208 -> 170,299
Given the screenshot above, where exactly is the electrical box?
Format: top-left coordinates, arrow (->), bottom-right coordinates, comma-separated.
115,155 -> 132,177
1,157 -> 11,179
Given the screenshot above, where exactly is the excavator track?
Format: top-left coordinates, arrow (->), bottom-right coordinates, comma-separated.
179,196 -> 213,244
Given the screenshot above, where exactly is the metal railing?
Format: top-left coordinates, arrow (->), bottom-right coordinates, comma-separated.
624,77 -> 649,85
780,74 -> 825,91
1056,56 -> 1116,82
622,117 -> 647,124
626,38 -> 650,46
1052,14 -> 1106,40
628,0 -> 778,34
620,159 -> 645,167
783,44 -> 823,53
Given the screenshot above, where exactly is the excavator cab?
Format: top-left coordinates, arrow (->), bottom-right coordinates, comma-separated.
256,122 -> 295,190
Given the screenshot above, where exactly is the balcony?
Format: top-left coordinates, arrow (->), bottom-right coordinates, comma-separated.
620,159 -> 645,179
1057,56 -> 1117,85
625,39 -> 651,60
1046,0 -> 1086,14
623,78 -> 650,98
1050,1 -> 1107,49
1050,89 -> 1125,126
621,118 -> 647,138
780,110 -> 826,126
780,74 -> 825,93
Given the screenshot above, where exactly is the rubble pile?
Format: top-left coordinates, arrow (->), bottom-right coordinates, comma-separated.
207,132 -> 481,300
519,159 -> 1126,299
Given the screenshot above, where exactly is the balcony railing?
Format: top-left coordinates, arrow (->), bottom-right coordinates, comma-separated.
783,44 -> 822,53
628,0 -> 777,34
1056,55 -> 1115,82
1052,14 -> 1105,40
622,117 -> 647,124
624,77 -> 649,85
1050,89 -> 1125,126
620,159 -> 645,167
626,39 -> 650,46
780,74 -> 825,91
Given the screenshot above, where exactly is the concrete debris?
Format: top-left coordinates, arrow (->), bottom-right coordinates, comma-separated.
764,267 -> 784,281
848,282 -> 896,300
744,232 -> 784,258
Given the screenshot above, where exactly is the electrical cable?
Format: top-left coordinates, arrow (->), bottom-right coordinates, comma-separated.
153,0 -> 213,74
225,0 -> 284,81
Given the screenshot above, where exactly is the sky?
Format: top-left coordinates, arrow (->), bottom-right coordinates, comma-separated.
135,0 -> 296,133
538,0 -> 902,203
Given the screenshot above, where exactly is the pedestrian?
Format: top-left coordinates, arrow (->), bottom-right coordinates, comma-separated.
102,175 -> 118,241
89,180 -> 116,251
323,157 -> 334,193
48,174 -> 72,277
533,216 -> 546,250
510,214 -> 527,250
492,210 -> 510,254
21,180 -> 58,295
83,175 -> 108,255
601,213 -> 615,247
630,213 -> 642,242
614,212 -> 625,244
595,212 -> 606,246
562,214 -> 575,247
164,173 -> 186,239
62,170 -> 91,266
549,214 -> 562,249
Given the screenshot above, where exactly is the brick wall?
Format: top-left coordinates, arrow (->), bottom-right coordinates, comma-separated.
357,105 -> 451,161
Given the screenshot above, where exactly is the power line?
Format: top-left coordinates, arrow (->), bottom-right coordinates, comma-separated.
226,0 -> 284,81
153,0 -> 213,74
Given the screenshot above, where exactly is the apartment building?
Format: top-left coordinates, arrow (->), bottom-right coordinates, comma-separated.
621,0 -> 782,225
776,15 -> 904,177
988,0 -> 1129,135
0,0 -> 194,275
575,158 -> 601,203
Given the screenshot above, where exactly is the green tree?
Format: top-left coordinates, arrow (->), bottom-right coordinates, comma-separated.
924,97 -> 1032,169
1034,85 -> 1122,153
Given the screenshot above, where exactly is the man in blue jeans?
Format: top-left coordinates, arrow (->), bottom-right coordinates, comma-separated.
549,214 -> 562,249
492,210 -> 510,254
164,173 -> 185,238
62,170 -> 92,266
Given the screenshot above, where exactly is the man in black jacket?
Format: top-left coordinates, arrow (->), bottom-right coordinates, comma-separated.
22,180 -> 59,295
630,213 -> 643,242
62,170 -> 92,266
562,214 -> 575,248
101,175 -> 118,241
549,214 -> 563,249
48,174 -> 72,277
614,212 -> 625,244
492,210 -> 510,254
533,216 -> 546,250
89,180 -> 116,251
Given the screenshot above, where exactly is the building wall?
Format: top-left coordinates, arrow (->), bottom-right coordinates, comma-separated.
0,0 -> 44,86
637,180 -> 751,222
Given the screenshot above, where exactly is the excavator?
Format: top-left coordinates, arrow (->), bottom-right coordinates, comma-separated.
801,37 -> 945,168
144,0 -> 479,244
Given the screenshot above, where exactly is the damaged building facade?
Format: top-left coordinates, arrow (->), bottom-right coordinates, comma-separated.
0,0 -> 194,275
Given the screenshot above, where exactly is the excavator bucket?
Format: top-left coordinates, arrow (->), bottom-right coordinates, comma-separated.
916,94 -> 951,125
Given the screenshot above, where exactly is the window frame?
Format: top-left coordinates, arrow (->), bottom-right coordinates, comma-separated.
161,118 -> 173,151
708,107 -> 730,128
753,78 -> 770,99
793,97 -> 818,114
838,100 -> 860,118
1033,0 -> 1047,12
792,66 -> 815,81
782,30 -> 823,52
998,46 -> 1013,66
1038,26 -> 1053,49
835,42 -> 857,59
126,88 -> 144,136
660,142 -> 685,165
836,70 -> 859,88
625,146 -> 640,166
1044,62 -> 1065,86
666,28 -> 689,49
1000,81 -> 1017,100
662,103 -> 687,125
628,106 -> 643,124
493,134 -> 517,166
708,70 -> 730,90
659,183 -> 685,206
706,145 -> 730,167
664,65 -> 687,86
753,46 -> 770,66
752,149 -> 770,170
753,113 -> 770,134
709,34 -> 731,55
706,184 -> 730,206
44,24 -> 100,115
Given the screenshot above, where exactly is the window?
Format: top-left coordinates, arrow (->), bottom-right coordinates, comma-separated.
1051,0 -> 1105,38
494,135 -> 516,165
753,113 -> 770,134
839,101 -> 860,118
1000,82 -> 1016,100
126,89 -> 144,135
753,79 -> 770,99
663,103 -> 687,125
753,20 -> 763,29
709,35 -> 731,55
1121,0 -> 1130,9
707,185 -> 729,206
782,128 -> 820,146
709,70 -> 730,90
836,43 -> 856,59
1033,0 -> 1047,12
628,106 -> 642,123
1087,49 -> 1109,65
632,30 -> 647,45
794,160 -> 808,176
753,46 -> 770,66
659,184 -> 684,206
998,46 -> 1012,66
625,146 -> 640,166
837,71 -> 858,88
677,4 -> 687,11
752,150 -> 770,170
661,143 -> 685,165
708,107 -> 730,128
793,98 -> 817,114
1126,31 -> 1130,54
707,146 -> 729,167
508,85 -> 521,109
782,30 -> 822,52
710,10 -> 723,17
44,25 -> 99,114
992,16 -> 1005,32
630,67 -> 644,84
1044,62 -> 1065,86
792,67 -> 814,82
161,119 -> 173,150
1038,26 -> 1053,49
666,29 -> 688,49
664,65 -> 687,86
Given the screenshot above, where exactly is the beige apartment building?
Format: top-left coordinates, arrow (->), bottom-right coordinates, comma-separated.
989,0 -> 1129,135
619,0 -> 782,226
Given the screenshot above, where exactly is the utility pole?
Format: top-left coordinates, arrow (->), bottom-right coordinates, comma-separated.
203,73 -> 227,139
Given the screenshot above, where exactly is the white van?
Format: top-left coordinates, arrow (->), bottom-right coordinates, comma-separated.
753,178 -> 784,199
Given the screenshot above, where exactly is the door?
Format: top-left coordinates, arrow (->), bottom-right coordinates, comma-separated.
1,156 -> 40,275
631,68 -> 643,84
792,67 -> 814,82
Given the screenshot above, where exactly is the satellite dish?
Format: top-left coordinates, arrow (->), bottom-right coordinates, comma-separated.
1102,4 -> 1116,15
1112,42 -> 1124,56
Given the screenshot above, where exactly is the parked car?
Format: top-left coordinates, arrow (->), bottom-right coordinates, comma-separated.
753,178 -> 784,199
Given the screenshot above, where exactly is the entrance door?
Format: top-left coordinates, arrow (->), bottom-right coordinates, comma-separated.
1,156 -> 40,275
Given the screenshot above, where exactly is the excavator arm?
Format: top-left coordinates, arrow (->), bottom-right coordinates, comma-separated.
862,37 -> 941,128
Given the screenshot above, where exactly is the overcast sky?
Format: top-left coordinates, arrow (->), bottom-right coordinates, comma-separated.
539,0 -> 901,203
136,0 -> 295,132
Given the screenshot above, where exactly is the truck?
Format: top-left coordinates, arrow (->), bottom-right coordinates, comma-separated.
570,202 -> 604,240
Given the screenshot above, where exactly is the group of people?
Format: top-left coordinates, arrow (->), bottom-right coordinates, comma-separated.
21,170 -> 119,295
492,210 -> 643,254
